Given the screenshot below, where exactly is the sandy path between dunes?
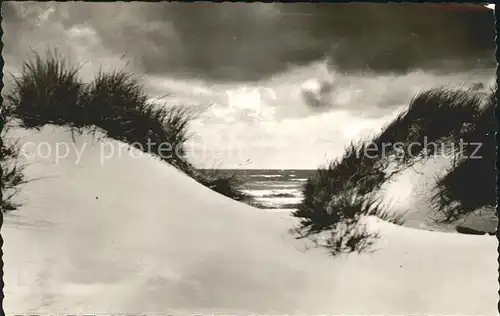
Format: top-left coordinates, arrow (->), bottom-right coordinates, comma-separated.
2,126 -> 498,314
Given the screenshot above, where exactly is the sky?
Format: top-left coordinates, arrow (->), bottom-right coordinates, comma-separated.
2,3 -> 496,169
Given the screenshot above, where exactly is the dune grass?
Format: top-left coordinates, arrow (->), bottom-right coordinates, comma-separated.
195,169 -> 253,203
0,124 -> 27,213
3,50 -> 250,207
430,90 -> 495,221
291,164 -> 405,256
293,86 -> 495,253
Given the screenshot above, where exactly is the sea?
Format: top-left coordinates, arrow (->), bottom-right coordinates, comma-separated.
209,169 -> 315,209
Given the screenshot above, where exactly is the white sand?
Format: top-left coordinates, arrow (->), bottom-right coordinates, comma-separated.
3,126 -> 498,314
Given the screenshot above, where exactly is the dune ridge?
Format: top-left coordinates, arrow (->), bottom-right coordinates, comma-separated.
2,126 -> 497,314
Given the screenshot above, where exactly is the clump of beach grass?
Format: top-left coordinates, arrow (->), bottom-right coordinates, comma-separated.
4,49 -> 251,206
293,86 -> 495,254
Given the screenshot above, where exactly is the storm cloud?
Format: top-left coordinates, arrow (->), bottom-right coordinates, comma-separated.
2,3 -> 494,83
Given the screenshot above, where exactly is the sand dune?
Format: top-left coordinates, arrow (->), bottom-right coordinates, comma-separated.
3,126 -> 497,314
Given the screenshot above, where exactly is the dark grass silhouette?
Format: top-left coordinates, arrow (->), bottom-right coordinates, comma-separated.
292,184 -> 405,256
291,164 -> 406,256
430,90 -> 495,222
196,168 -> 253,204
4,50 -> 251,206
293,86 -> 495,253
0,124 -> 27,213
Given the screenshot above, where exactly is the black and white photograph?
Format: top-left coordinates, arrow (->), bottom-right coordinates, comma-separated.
1,2 -> 498,314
